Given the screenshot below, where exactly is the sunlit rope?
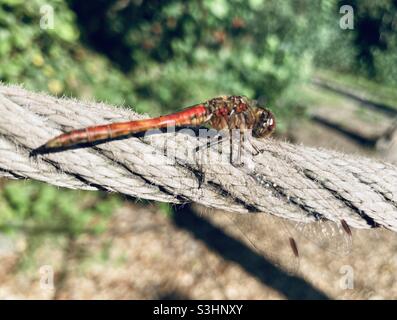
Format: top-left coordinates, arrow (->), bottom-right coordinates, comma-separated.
1,84 -> 397,231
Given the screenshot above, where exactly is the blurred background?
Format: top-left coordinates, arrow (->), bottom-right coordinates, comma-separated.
0,0 -> 397,299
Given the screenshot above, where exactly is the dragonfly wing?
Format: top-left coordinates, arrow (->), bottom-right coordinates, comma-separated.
248,141 -> 354,258
219,212 -> 300,274
290,219 -> 352,256
229,212 -> 300,274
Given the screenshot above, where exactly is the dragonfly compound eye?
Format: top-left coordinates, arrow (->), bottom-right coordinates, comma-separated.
253,109 -> 276,138
266,113 -> 276,131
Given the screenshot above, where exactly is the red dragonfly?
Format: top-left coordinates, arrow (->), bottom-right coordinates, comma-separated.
34,95 -> 276,156
33,95 -> 352,268
35,95 -> 310,263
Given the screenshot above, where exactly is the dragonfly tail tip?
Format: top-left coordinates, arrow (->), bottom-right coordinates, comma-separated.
30,144 -> 49,157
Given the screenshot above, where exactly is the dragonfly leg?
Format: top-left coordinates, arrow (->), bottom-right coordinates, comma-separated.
193,128 -> 247,167
196,167 -> 205,189
194,132 -> 226,153
229,129 -> 245,167
246,135 -> 265,156
229,129 -> 233,165
193,131 -> 227,188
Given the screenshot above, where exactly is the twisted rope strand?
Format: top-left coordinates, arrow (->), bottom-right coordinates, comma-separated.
1,84 -> 397,231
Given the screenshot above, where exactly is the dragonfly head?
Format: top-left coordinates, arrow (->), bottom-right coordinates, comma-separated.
252,106 -> 276,138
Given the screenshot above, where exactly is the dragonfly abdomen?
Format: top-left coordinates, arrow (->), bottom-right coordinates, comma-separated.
39,104 -> 209,150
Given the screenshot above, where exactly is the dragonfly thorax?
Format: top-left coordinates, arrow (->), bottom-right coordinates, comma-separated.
204,95 -> 276,138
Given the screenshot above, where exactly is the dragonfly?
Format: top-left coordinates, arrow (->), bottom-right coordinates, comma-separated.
33,95 -> 276,162
33,95 -> 352,272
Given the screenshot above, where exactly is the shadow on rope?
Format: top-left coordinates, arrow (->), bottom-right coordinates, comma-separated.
172,204 -> 329,300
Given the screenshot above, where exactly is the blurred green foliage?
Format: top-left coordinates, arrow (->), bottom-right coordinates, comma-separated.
0,180 -> 120,268
0,0 -> 127,257
0,181 -> 119,235
315,0 -> 397,85
0,0 -> 136,105
67,0 -> 338,117
0,0 -> 396,255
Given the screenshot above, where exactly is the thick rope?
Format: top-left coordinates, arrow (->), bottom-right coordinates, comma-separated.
1,84 -> 397,232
